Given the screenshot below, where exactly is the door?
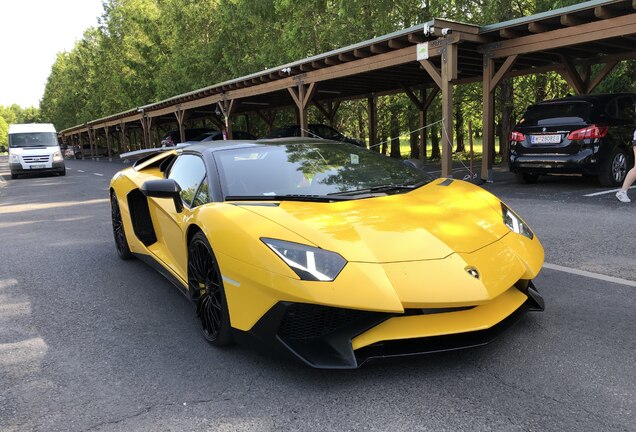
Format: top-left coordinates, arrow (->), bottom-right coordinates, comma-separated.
148,153 -> 209,282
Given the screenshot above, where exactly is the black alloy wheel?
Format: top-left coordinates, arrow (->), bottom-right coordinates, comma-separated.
599,147 -> 628,187
110,193 -> 133,260
188,231 -> 233,346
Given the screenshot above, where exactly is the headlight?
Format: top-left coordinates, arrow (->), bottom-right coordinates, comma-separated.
10,153 -> 20,163
261,238 -> 347,281
501,203 -> 533,239
52,151 -> 63,162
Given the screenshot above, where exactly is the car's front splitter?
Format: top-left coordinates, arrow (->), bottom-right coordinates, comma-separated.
232,282 -> 544,369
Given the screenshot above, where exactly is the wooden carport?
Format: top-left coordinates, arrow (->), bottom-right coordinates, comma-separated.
60,0 -> 636,181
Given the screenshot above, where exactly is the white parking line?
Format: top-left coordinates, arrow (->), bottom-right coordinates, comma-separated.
93,173 -> 104,177
77,170 -> 85,173
66,167 -> 71,170
544,262 -> 636,287
584,186 -> 635,197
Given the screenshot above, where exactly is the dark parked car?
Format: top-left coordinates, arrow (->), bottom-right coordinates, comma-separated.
265,124 -> 365,147
160,128 -> 216,147
191,130 -> 257,142
509,93 -> 636,186
74,144 -> 110,159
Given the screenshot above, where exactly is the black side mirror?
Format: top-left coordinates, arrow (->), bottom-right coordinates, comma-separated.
140,179 -> 183,213
0,145 -> 6,153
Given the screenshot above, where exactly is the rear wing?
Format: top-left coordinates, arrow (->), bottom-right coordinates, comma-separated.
119,143 -> 191,163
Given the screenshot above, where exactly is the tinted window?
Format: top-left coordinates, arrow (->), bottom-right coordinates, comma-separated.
168,154 -> 207,207
520,102 -> 591,126
615,97 -> 636,120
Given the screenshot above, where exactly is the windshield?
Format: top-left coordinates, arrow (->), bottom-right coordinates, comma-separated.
215,143 -> 433,199
9,132 -> 58,148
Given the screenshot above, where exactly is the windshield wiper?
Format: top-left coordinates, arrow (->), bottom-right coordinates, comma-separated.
327,180 -> 428,196
225,194 -> 350,203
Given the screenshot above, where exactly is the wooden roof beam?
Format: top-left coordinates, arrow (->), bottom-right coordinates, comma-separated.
594,6 -> 620,19
353,48 -> 371,58
338,53 -> 356,62
528,22 -> 552,33
324,57 -> 342,66
388,40 -> 408,49
408,33 -> 426,44
486,13 -> 636,58
500,28 -> 523,39
370,44 -> 390,54
560,14 -> 585,27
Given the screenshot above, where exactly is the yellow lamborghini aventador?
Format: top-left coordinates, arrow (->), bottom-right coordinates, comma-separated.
110,138 -> 544,368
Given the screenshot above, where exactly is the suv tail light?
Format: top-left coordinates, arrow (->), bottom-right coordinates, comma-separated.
510,131 -> 526,142
567,125 -> 608,140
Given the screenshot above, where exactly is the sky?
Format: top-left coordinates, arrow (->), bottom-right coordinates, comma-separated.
0,0 -> 105,108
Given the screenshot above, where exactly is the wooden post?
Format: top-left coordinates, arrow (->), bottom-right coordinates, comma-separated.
288,81 -> 316,137
367,95 -> 377,151
482,57 -> 495,182
175,106 -> 188,143
88,128 -> 96,159
105,126 -> 112,161
440,43 -> 457,178
217,95 -> 236,139
120,122 -> 128,153
481,54 -> 517,181
468,120 -> 474,178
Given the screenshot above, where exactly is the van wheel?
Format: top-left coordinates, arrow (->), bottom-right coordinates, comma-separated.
515,172 -> 539,184
10,173 -> 17,180
599,147 -> 627,187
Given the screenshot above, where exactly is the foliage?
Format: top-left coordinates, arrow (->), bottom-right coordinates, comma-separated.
40,0 -> 636,157
0,116 -> 8,147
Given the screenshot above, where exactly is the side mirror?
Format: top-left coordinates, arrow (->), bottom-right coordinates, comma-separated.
140,179 -> 183,213
0,145 -> 6,153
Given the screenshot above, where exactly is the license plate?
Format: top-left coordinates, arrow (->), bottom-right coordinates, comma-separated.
30,164 -> 45,169
531,134 -> 561,144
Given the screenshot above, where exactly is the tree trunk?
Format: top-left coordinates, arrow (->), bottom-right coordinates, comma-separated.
499,78 -> 514,160
390,110 -> 400,158
535,74 -> 547,103
455,105 -> 465,153
431,124 -> 440,160
357,104 -> 366,147
409,108 -> 418,159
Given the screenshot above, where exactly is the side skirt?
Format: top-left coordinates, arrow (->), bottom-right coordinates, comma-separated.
133,253 -> 191,301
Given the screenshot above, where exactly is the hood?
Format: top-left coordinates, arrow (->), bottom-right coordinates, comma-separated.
239,179 -> 509,263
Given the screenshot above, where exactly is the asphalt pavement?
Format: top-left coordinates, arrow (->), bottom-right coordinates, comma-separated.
0,156 -> 634,431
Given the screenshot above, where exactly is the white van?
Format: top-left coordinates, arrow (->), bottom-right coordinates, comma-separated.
7,123 -> 66,179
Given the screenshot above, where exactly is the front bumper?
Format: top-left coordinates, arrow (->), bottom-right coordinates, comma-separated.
509,149 -> 598,175
10,161 -> 66,175
233,281 -> 544,369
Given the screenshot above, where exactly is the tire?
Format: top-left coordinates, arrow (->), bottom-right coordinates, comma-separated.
188,231 -> 233,346
10,173 -> 17,180
598,147 -> 628,187
59,169 -> 66,176
515,172 -> 539,184
110,193 -> 133,260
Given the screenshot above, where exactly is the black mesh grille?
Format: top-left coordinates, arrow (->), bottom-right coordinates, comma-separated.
278,304 -> 374,341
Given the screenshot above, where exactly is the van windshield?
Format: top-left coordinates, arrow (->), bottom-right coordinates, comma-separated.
9,132 -> 58,148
